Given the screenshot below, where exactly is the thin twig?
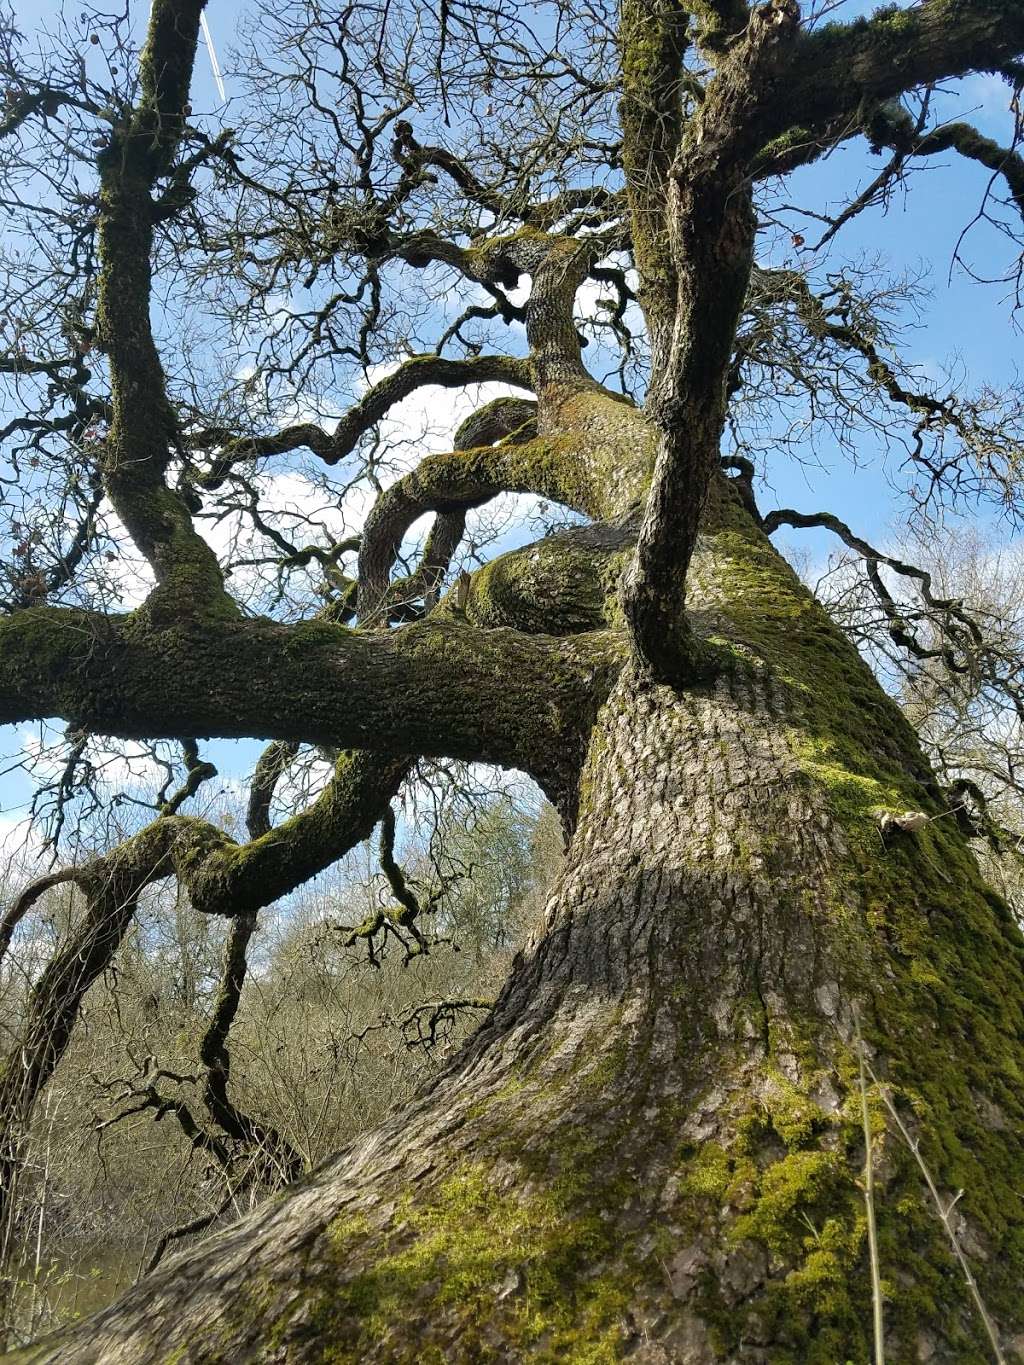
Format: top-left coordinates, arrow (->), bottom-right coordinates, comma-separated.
864,1060 -> 1006,1364
854,1016 -> 885,1365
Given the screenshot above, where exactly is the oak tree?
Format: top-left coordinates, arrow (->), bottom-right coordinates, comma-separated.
2,0 -> 1024,1358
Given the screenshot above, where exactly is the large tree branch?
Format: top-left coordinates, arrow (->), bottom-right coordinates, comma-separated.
354,398 -> 537,624
618,0 -> 690,367
355,432 -> 602,619
0,607 -> 615,803
622,1 -> 800,683
90,0 -> 233,617
765,2 -> 1024,157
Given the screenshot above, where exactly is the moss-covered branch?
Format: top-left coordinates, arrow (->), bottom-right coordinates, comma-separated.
462,520 -> 633,636
622,1 -> 800,683
618,0 -> 690,368
356,434 -> 602,618
762,2 -> 1024,157
865,102 -> 1024,225
0,750 -> 404,924
245,740 -> 300,839
94,0 -> 233,616
0,606 -> 616,803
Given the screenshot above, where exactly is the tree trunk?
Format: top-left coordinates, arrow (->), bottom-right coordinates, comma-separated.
17,484 -> 1024,1363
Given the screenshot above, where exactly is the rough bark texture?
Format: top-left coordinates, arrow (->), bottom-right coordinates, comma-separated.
19,482 -> 1024,1363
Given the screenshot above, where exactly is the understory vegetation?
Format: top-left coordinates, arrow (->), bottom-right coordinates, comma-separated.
0,787 -> 561,1348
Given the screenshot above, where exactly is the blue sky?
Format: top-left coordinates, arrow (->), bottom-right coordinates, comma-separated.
2,0 -> 1022,853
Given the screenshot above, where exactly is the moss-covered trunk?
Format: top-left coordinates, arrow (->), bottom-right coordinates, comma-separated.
18,487 -> 1024,1364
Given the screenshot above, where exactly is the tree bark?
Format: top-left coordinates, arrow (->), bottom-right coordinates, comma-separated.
20,481 -> 1024,1363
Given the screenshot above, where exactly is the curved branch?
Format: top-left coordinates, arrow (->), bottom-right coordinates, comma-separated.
246,741 -> 300,839
356,434 -> 597,619
0,870 -> 76,965
160,739 -> 217,816
192,354 -> 533,485
764,507 -> 978,624
453,397 -> 537,449
374,511 -> 467,622
359,397 -> 539,623
804,103 -> 1024,250
0,607 -> 612,808
377,805 -> 422,924
198,912 -> 303,1180
147,749 -> 411,918
339,803 -> 433,961
763,508 -> 1010,685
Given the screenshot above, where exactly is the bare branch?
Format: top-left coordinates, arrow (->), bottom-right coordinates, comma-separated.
191,354 -> 533,486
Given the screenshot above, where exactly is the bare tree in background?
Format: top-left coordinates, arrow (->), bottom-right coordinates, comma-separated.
2,0 -> 1024,1358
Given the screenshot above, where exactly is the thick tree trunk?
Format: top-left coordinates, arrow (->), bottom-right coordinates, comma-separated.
15,485 -> 1024,1363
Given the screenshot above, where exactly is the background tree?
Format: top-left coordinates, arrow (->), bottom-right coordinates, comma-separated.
0,774 -> 556,1345
1,0 -> 1024,1359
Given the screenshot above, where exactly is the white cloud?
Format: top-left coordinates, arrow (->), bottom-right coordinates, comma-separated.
0,812 -> 45,875
957,73 -> 1017,130
65,501 -> 156,613
365,374 -> 532,480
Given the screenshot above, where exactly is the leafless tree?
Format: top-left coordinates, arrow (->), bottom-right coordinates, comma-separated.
2,0 -> 1024,1358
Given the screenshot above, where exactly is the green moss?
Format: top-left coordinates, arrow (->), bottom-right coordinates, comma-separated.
280,618 -> 356,656
669,481 -> 1024,1354
679,1140 -> 735,1200
732,1150 -> 843,1252
0,605 -> 100,683
279,1161 -> 634,1363
468,538 -> 607,634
